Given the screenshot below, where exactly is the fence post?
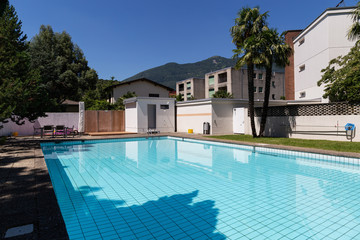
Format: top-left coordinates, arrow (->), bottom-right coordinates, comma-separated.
78,102 -> 85,134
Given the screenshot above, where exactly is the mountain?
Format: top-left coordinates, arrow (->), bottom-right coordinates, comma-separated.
122,56 -> 237,90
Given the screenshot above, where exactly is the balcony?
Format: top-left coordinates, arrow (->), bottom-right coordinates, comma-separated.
218,72 -> 227,83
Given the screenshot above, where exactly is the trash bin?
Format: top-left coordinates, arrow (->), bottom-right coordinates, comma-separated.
345,123 -> 356,141
203,122 -> 210,134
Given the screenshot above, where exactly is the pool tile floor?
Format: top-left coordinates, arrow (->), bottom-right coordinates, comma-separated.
41,137 -> 360,239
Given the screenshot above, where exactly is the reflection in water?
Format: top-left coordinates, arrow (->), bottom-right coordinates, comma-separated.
177,141 -> 213,168
42,138 -> 360,239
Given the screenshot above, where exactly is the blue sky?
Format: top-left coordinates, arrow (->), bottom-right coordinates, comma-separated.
11,0 -> 358,80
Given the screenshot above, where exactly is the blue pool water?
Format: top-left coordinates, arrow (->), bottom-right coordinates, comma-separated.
41,137 -> 360,240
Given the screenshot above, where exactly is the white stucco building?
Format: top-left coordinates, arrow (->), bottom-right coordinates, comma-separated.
294,7 -> 357,102
124,97 -> 175,133
176,98 -> 286,135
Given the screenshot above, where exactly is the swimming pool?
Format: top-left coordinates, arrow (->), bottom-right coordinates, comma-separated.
41,137 -> 360,239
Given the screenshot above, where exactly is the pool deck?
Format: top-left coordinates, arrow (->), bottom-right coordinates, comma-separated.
1,133 -> 360,239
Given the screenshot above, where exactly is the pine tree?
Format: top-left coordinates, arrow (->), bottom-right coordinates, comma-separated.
0,2 -> 49,127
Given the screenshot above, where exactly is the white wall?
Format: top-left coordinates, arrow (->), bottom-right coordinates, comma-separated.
125,102 -> 138,133
244,113 -> 360,142
294,8 -> 356,101
0,113 -> 79,136
176,99 -> 250,135
212,102 -> 248,135
125,97 -> 175,133
177,102 -> 212,134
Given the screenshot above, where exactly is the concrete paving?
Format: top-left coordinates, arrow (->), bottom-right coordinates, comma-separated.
1,133 -> 359,239
0,140 -> 68,240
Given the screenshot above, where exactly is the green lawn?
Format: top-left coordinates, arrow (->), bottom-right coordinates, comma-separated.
209,135 -> 360,153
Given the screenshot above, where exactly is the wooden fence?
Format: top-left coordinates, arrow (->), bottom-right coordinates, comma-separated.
85,110 -> 125,132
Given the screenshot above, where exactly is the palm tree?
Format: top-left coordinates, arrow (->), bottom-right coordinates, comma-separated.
212,90 -> 233,99
230,7 -> 268,137
348,1 -> 360,40
175,94 -> 183,102
257,29 -> 292,137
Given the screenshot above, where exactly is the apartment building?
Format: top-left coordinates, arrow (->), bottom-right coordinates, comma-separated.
176,78 -> 205,101
293,7 -> 356,102
204,67 -> 285,100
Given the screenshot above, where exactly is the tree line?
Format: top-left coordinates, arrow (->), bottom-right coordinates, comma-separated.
0,1 -> 123,128
1,1 -> 359,135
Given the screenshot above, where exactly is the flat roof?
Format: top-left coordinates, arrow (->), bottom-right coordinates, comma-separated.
176,98 -> 322,107
205,64 -> 285,75
61,99 -> 79,105
124,97 -> 176,104
176,78 -> 205,84
294,6 -> 356,43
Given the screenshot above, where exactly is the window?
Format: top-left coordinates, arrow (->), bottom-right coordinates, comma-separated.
272,81 -> 275,88
258,73 -> 263,80
299,64 -> 305,72
186,82 -> 191,89
209,88 -> 215,98
253,73 -> 257,79
149,93 -> 159,97
299,37 -> 305,46
300,91 -> 306,98
209,76 -> 214,85
259,87 -> 263,93
272,94 -> 275,100
160,104 -> 169,109
253,87 -> 257,93
178,83 -> 184,91
186,93 -> 191,99
218,73 -> 227,83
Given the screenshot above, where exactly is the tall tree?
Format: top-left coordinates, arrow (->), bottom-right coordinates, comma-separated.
0,1 -> 49,127
348,1 -> 360,40
0,0 -> 8,16
257,30 -> 292,137
230,7 -> 268,137
29,25 -> 98,109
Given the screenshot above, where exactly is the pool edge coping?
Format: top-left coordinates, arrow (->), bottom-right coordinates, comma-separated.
29,132 -> 360,159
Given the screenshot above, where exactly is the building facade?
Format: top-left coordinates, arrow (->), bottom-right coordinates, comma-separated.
204,67 -> 285,100
176,78 -> 205,101
293,7 -> 356,102
124,97 -> 175,133
109,78 -> 173,103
